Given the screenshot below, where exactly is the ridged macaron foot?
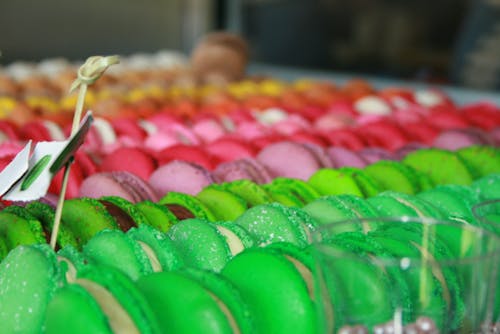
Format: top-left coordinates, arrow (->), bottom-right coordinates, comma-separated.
25,201 -> 78,249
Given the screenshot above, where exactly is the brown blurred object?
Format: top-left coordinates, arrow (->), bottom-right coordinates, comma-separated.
190,31 -> 249,86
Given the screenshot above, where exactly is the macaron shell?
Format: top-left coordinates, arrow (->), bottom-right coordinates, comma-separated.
100,196 -> 150,229
218,180 -> 273,207
363,160 -> 421,195
26,201 -> 78,248
61,198 -> 119,248
196,187 -> 248,221
158,191 -> 217,221
167,218 -> 232,272
471,173 -> 500,200
136,271 -> 237,334
149,160 -> 214,196
0,211 -> 46,256
127,224 -> 184,271
134,200 -> 178,232
403,149 -> 474,186
457,145 -> 500,178
0,244 -> 61,333
234,203 -> 310,247
269,177 -> 321,205
338,167 -> 382,197
83,229 -> 154,280
221,247 -> 318,334
44,284 -> 114,334
308,168 -> 363,197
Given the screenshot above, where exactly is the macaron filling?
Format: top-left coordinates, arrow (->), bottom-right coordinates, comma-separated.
215,225 -> 245,256
164,203 -> 195,220
100,200 -> 137,232
136,241 -> 162,272
206,290 -> 241,334
76,278 -> 140,334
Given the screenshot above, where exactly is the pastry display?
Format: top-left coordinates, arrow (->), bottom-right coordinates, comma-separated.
0,38 -> 499,333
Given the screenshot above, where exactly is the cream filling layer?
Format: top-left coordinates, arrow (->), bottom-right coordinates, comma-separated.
137,241 -> 162,272
207,291 -> 241,334
216,226 -> 245,256
77,278 -> 140,334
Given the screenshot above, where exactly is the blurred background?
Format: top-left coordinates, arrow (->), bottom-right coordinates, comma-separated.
1,0 -> 499,90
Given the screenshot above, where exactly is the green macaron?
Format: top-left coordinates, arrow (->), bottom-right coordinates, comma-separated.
308,168 -> 364,197
216,179 -> 274,207
83,229 -> 155,281
338,167 -> 382,197
457,145 -> 500,179
127,223 -> 184,272
264,177 -> 321,206
167,218 -> 236,272
471,173 -> 500,201
136,269 -> 251,333
158,191 -> 217,221
99,196 -> 150,230
44,264 -> 161,334
61,197 -> 119,248
234,203 -> 314,247
196,187 -> 248,221
221,246 -> 319,334
25,201 -> 78,249
0,244 -> 62,333
134,200 -> 179,233
403,148 -> 475,186
0,208 -> 46,259
363,160 -> 422,194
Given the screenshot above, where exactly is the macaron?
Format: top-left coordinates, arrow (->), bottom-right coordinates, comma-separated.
0,208 -> 46,259
79,171 -> 160,203
148,160 -> 214,196
100,147 -> 157,181
167,218 -> 252,272
363,160 -> 422,195
156,144 -> 216,170
266,177 -> 321,205
127,224 -> 184,272
221,246 -> 319,334
257,141 -> 324,180
308,168 -> 364,197
204,137 -> 257,162
213,158 -> 273,184
214,179 -> 273,207
134,200 -> 178,232
327,146 -> 368,168
338,167 -> 382,197
196,186 -> 248,221
61,197 -> 119,248
83,229 -> 155,280
368,191 -> 447,220
136,269 -> 251,333
98,195 -> 150,231
0,244 -> 62,333
403,149 -> 475,186
457,145 -> 500,178
471,173 -> 500,200
234,203 -> 314,247
302,194 -> 379,231
158,191 -> 217,221
44,264 -> 161,334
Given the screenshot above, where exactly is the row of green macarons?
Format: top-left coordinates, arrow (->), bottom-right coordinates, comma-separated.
1,173 -> 499,333
1,146 -> 498,260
